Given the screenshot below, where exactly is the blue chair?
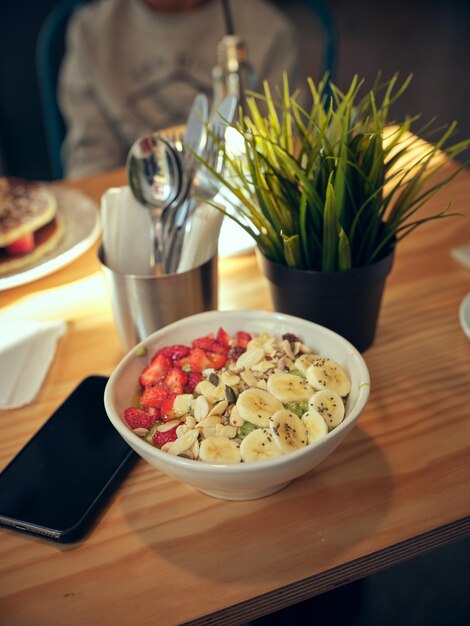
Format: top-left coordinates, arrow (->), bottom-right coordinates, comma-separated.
36,0 -> 89,180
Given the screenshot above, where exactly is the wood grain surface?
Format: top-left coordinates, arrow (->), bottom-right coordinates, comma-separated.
0,164 -> 469,626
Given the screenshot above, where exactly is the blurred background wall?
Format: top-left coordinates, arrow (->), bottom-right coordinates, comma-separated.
0,0 -> 468,181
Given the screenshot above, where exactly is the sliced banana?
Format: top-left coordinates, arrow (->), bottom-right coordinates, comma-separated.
269,409 -> 308,453
306,358 -> 351,396
199,436 -> 241,464
266,372 -> 313,403
301,410 -> 328,443
294,353 -> 321,375
236,388 -> 284,427
240,428 -> 283,462
309,389 -> 345,429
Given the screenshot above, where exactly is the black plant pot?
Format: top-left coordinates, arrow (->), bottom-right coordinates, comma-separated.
257,249 -> 395,352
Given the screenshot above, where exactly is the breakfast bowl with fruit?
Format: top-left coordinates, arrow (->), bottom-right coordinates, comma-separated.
104,310 -> 370,500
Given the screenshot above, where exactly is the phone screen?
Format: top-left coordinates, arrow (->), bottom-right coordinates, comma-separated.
0,376 -> 137,542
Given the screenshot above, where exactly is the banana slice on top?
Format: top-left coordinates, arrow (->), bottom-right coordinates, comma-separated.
269,409 -> 308,453
266,372 -> 313,403
306,358 -> 351,396
199,436 -> 242,464
301,410 -> 328,443
294,353 -> 322,375
236,388 -> 284,427
308,389 -> 345,429
240,428 -> 283,462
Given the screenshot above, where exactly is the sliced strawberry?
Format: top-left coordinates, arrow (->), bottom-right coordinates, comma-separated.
209,341 -> 229,355
157,344 -> 190,361
140,383 -> 169,409
206,351 -> 227,370
6,233 -> 35,255
192,334 -> 228,356
164,368 -> 188,395
160,393 -> 176,419
185,371 -> 204,392
216,327 -> 230,346
188,347 -> 210,372
152,425 -> 178,448
236,331 -> 252,348
139,353 -> 171,387
123,407 -> 157,430
174,355 -> 192,371
192,334 -> 216,351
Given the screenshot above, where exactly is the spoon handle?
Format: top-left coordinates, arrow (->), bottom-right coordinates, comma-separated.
150,216 -> 164,276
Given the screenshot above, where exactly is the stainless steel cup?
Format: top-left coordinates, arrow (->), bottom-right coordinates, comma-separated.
98,245 -> 218,353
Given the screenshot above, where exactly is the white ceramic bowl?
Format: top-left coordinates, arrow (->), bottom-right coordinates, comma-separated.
104,310 -> 370,500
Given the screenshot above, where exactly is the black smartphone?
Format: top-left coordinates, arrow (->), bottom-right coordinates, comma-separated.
0,376 -> 137,543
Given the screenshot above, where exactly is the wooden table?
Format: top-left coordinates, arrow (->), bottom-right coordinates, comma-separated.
0,165 -> 469,626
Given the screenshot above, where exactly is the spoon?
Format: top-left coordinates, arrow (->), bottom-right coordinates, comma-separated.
127,133 -> 182,274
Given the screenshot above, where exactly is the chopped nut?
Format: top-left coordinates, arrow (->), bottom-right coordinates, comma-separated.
176,424 -> 190,437
229,405 -> 245,427
240,369 -> 258,387
281,339 -> 295,360
215,424 -> 238,439
194,395 -> 210,421
208,399 -> 229,417
235,346 -> 264,370
157,419 -> 180,432
173,393 -> 193,417
167,429 -> 199,456
133,427 -> 148,437
185,414 -> 197,429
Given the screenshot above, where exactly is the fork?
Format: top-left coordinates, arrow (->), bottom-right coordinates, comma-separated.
165,104 -> 234,273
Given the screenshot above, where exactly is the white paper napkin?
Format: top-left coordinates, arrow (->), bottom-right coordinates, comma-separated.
0,319 -> 66,410
178,203 -> 224,272
101,186 -> 153,275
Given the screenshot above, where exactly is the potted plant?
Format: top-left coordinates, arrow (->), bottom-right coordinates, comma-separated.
197,74 -> 469,351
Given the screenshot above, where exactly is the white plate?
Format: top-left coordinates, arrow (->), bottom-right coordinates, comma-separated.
0,186 -> 100,291
459,293 -> 470,340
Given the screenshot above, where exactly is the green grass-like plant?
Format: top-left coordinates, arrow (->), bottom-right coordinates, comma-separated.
198,73 -> 469,270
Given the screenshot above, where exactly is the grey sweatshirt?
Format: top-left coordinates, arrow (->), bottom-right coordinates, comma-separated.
58,0 -> 301,179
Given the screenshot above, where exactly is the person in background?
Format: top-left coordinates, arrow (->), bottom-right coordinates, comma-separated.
58,0 -> 302,179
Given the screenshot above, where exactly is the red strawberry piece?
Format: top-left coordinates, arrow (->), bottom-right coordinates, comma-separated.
205,351 -> 227,370
192,334 -> 216,351
123,407 -> 157,430
227,345 -> 246,361
160,393 -> 176,419
191,333 -> 228,354
185,371 -> 204,392
157,344 -> 190,361
216,327 -> 230,346
6,233 -> 35,256
188,347 -> 210,372
140,383 -> 169,409
164,368 -> 188,395
236,331 -> 252,348
152,425 -> 178,448
208,340 -> 229,355
139,353 -> 171,387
